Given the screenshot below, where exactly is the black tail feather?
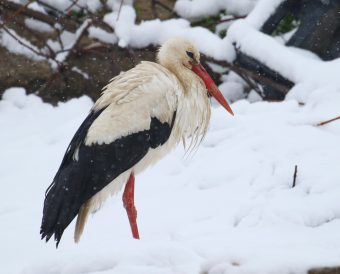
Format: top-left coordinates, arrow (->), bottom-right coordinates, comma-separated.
40,164 -> 84,247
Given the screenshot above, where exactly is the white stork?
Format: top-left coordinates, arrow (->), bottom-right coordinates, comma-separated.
40,37 -> 234,247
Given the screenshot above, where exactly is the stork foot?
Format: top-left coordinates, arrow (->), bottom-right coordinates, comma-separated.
123,173 -> 140,239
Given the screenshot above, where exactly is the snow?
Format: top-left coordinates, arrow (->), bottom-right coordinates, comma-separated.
227,19 -> 340,104
86,0 -> 102,13
55,19 -> 92,63
219,72 -> 247,103
245,0 -> 284,29
1,78 -> 340,274
25,18 -> 54,33
2,1 -> 239,62
88,26 -> 118,44
27,1 -> 49,14
175,0 -> 258,20
72,66 -> 90,79
0,28 -> 44,61
37,0 -> 79,12
105,5 -> 235,61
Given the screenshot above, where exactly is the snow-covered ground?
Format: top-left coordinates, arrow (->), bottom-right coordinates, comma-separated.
1,81 -> 340,274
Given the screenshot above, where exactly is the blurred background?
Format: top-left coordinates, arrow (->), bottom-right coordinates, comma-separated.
2,0 -> 339,104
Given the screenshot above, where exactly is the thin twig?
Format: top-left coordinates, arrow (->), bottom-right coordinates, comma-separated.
59,19 -> 92,63
239,73 -> 264,98
116,0 -> 124,21
1,23 -> 45,57
292,165 -> 298,188
6,0 -> 33,22
0,0 -> 78,32
1,0 -> 114,33
65,0 -> 94,16
55,27 -> 65,51
35,0 -> 69,18
43,39 -> 56,58
64,0 -> 80,13
203,15 -> 246,29
64,0 -> 114,32
0,23 -> 63,67
316,115 -> 340,127
218,15 -> 246,25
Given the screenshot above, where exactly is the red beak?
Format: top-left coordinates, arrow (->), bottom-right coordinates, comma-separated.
191,63 -> 234,116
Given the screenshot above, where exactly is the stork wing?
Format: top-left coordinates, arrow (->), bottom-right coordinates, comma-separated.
40,62 -> 179,246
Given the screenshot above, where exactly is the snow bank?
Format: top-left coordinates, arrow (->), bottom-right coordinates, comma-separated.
175,0 -> 257,20
102,5 -> 235,61
227,18 -> 340,105
1,82 -> 340,274
245,0 -> 284,29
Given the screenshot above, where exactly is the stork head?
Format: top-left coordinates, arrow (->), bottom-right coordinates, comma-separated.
157,37 -> 234,116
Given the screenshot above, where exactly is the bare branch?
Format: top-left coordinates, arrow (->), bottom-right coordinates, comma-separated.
55,27 -> 65,51
292,165 -> 298,188
0,0 -> 78,32
0,0 -> 113,33
218,16 -> 246,25
316,115 -> 340,127
58,19 -> 93,64
35,0 -> 68,18
64,0 -> 81,13
6,0 -> 33,22
0,23 -> 65,68
116,0 -> 124,21
0,23 -> 45,58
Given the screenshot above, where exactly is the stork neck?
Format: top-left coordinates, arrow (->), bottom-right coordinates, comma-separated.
161,62 -> 195,94
177,70 -> 196,94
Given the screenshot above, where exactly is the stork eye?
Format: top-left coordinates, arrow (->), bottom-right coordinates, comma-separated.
186,51 -> 194,59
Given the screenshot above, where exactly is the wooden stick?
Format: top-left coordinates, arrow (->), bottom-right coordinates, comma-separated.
292,165 -> 298,188
316,115 -> 340,127
116,0 -> 124,21
218,15 -> 246,24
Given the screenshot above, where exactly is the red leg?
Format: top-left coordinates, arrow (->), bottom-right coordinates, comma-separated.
122,173 -> 140,239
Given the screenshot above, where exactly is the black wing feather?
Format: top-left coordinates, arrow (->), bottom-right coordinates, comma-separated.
40,109 -> 176,246
44,108 -> 106,195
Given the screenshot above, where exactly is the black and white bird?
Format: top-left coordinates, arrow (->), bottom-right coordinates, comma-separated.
40,37 -> 234,246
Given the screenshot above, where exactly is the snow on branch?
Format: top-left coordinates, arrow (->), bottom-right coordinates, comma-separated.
0,0 -> 78,32
0,0 -> 116,71
55,19 -> 92,64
